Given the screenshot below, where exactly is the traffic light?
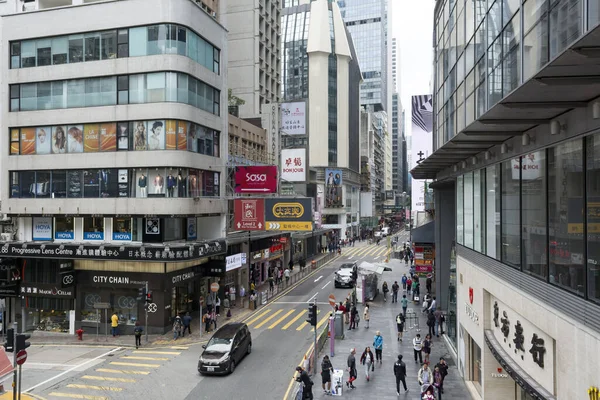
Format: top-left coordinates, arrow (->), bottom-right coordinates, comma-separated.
306,303 -> 317,326
15,333 -> 30,352
137,286 -> 146,301
145,291 -> 153,303
4,329 -> 14,352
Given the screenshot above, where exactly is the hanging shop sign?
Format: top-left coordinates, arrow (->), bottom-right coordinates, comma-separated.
0,240 -> 226,262
234,199 -> 265,231
226,253 -> 244,272
20,283 -> 74,298
265,198 -> 313,231
234,166 -> 278,194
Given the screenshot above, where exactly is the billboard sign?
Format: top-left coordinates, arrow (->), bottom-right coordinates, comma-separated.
234,166 -> 278,194
32,217 -> 52,241
281,148 -> 306,182
410,94 -> 433,213
234,199 -> 265,231
280,102 -> 306,135
265,198 -> 313,231
325,169 -> 343,208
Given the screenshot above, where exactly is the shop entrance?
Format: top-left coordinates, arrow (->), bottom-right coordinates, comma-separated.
170,281 -> 196,319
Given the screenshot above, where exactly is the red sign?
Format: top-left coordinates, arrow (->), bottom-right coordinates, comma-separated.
469,287 -> 474,305
234,166 -> 278,194
234,199 -> 265,231
16,350 -> 27,366
270,244 -> 283,253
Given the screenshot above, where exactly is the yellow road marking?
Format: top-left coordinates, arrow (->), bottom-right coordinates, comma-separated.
133,350 -> 180,355
366,246 -> 381,256
246,308 -> 272,325
48,393 -> 108,400
268,309 -> 295,329
66,384 -> 121,392
170,346 -> 188,350
81,375 -> 136,383
296,310 -> 320,331
375,247 -> 388,257
95,368 -> 149,375
316,313 -> 331,329
109,361 -> 160,368
282,310 -> 306,330
344,247 -> 360,256
253,309 -> 283,329
121,356 -> 168,361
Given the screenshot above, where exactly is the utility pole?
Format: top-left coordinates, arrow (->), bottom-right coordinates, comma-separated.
145,282 -> 149,343
12,322 -> 17,400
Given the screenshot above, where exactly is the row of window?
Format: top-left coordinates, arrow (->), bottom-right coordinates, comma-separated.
10,119 -> 219,157
10,23 -> 220,74
10,71 -> 221,115
456,131 -> 600,304
10,167 -> 220,199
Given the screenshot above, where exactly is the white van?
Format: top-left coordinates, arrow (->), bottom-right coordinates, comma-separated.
381,227 -> 390,237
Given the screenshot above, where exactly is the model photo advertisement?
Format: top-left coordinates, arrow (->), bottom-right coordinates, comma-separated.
133,121 -> 147,151
148,120 -> 165,150
52,126 -> 67,154
36,127 -> 51,155
68,125 -> 84,153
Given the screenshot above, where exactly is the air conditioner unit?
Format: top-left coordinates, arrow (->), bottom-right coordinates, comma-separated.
0,233 -> 13,242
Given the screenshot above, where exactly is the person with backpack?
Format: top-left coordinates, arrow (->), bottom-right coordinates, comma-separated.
134,322 -> 143,349
401,274 -> 408,290
396,312 -> 405,342
393,354 -> 409,395
320,355 -> 333,395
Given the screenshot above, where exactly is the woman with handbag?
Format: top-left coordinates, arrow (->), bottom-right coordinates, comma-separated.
360,347 -> 375,381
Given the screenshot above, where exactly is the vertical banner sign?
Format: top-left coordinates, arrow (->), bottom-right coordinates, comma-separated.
325,169 -> 343,207
187,217 -> 197,240
281,148 -> 306,182
280,102 -> 307,135
410,94 -> 433,213
234,199 -> 266,231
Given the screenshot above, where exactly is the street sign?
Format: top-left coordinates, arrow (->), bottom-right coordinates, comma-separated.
234,199 -> 265,231
199,296 -> 204,304
328,294 -> 336,308
210,283 -> 220,293
16,350 -> 26,366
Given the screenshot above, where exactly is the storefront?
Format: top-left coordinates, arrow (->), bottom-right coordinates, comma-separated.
224,252 -> 246,295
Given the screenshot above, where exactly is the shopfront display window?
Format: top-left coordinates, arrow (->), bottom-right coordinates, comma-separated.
54,217 -> 74,240
113,218 -> 132,241
27,298 -> 72,332
111,292 -> 139,326
447,243 -> 457,347
83,217 -> 104,241
470,337 -> 482,395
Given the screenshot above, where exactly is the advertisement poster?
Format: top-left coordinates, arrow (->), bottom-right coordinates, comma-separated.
281,148 -> 306,182
147,120 -> 165,150
233,199 -> 265,231
234,166 -> 278,193
410,95 -> 433,213
118,169 -> 129,197
100,123 -> 117,152
188,123 -> 198,152
11,129 -> 19,155
36,127 -> 51,154
52,126 -> 67,154
280,102 -> 306,135
166,120 -> 177,150
33,217 -> 52,241
117,123 -> 129,150
177,121 -> 187,150
133,121 -> 147,151
187,217 -> 197,240
264,197 -> 313,231
68,125 -> 84,153
83,124 -> 99,152
20,127 -> 36,155
325,169 -> 343,207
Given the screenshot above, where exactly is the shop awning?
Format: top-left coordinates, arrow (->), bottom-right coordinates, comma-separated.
291,228 -> 333,240
411,221 -> 435,244
484,330 -> 556,400
411,23 -> 600,180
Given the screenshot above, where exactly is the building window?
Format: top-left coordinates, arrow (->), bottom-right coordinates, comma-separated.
501,158 -> 521,268
485,164 -> 501,259
587,133 -> 600,303
54,217 -> 74,240
83,217 -> 104,241
521,151 -> 547,280
464,171 -> 474,248
457,175 -> 464,245
473,169 -> 485,252
113,218 -> 132,241
470,337 -> 482,395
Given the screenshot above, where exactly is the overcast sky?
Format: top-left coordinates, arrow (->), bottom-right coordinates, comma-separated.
392,0 -> 435,112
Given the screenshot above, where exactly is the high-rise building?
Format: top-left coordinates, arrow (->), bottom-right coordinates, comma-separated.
391,37 -> 398,92
392,93 -> 404,195
338,0 -> 388,112
282,0 -> 362,240
222,0 -> 281,118
412,1 -> 600,399
1,0 -> 229,335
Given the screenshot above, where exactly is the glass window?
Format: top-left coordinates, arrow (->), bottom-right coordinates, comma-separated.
503,0 -> 521,26
486,164 -> 501,258
464,172 -> 474,248
21,171 -> 36,197
83,217 -> 104,241
587,134 -> 600,302
113,218 -> 132,241
20,83 -> 37,111
11,41 -> 21,69
502,158 -> 521,267
470,338 -> 482,395
474,169 -> 485,252
457,175 -> 464,245
549,0 -> 581,60
55,217 -> 74,240
68,34 -> 84,63
67,170 -> 83,198
83,169 -> 100,198
487,1 -> 502,43
129,74 -> 146,104
146,72 -> 166,102
21,41 -> 36,68
128,27 -> 147,57
523,15 -> 549,80
521,151 -> 547,280
100,169 -> 119,197
67,80 -> 85,108
52,170 -> 67,198
548,140 -> 584,295
36,39 -> 51,67
84,32 -> 101,62
524,0 -> 548,33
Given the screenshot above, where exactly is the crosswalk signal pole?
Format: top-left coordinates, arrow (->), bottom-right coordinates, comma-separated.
145,282 -> 149,343
12,322 -> 17,400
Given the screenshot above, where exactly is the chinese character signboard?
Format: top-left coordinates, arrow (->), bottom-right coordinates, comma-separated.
490,296 -> 554,391
280,102 -> 306,135
325,169 -> 343,207
234,166 -> 278,194
234,199 -> 265,231
281,148 -> 306,182
264,198 -> 313,231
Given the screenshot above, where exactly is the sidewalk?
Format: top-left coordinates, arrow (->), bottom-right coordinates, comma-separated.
314,258 -> 471,399
28,251 -> 338,348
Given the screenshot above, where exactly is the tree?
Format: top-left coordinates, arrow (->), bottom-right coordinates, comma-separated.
228,89 -> 246,107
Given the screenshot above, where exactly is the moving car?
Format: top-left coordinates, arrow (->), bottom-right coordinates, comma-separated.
198,322 -> 251,375
334,263 -> 357,288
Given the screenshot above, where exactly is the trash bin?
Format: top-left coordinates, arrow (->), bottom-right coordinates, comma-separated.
334,311 -> 344,339
311,260 -> 317,269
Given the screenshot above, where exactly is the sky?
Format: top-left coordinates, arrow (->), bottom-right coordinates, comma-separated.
392,0 -> 435,113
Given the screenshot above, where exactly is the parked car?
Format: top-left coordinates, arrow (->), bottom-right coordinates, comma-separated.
198,322 -> 252,375
334,263 -> 357,288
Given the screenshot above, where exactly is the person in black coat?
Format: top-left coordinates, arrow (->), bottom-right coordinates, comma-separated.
393,354 -> 408,394
427,310 -> 436,337
295,366 -> 314,399
435,357 -> 449,394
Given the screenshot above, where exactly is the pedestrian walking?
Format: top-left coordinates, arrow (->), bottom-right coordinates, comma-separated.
346,348 -> 357,389
392,281 -> 400,303
284,267 -> 291,285
434,309 -> 443,337
203,310 -> 211,333
373,331 -> 383,364
427,310 -> 436,337
428,296 -> 437,313
413,333 -> 423,364
134,322 -> 143,349
401,273 -> 407,290
360,347 -> 375,381
344,298 -> 351,324
401,294 -> 409,317
182,312 -> 192,336
393,354 -> 409,395
111,312 -> 119,337
411,280 -> 418,299
406,277 -> 412,296
418,361 -> 433,386
396,312 -> 405,342
435,357 -> 449,394
269,274 -> 274,293
295,366 -> 314,400
349,305 -> 358,330
230,286 -> 237,306
216,297 -> 221,316
423,334 -> 432,363
321,355 -> 333,395
382,281 -> 389,302
172,316 -> 182,340
426,276 -> 432,293
363,303 -> 370,329
433,365 -> 444,400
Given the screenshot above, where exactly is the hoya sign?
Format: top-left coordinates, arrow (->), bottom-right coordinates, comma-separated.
234,166 -> 278,193
33,217 -> 52,241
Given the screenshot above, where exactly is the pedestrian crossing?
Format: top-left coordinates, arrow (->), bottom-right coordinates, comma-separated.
341,243 -> 392,259
45,346 -> 186,400
246,306 -> 334,332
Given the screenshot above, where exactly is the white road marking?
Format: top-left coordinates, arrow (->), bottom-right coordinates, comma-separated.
24,347 -> 123,393
361,255 -> 367,259
307,292 -> 319,303
374,256 -> 380,260
314,275 -> 323,283
276,301 -> 330,305
321,281 -> 331,290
